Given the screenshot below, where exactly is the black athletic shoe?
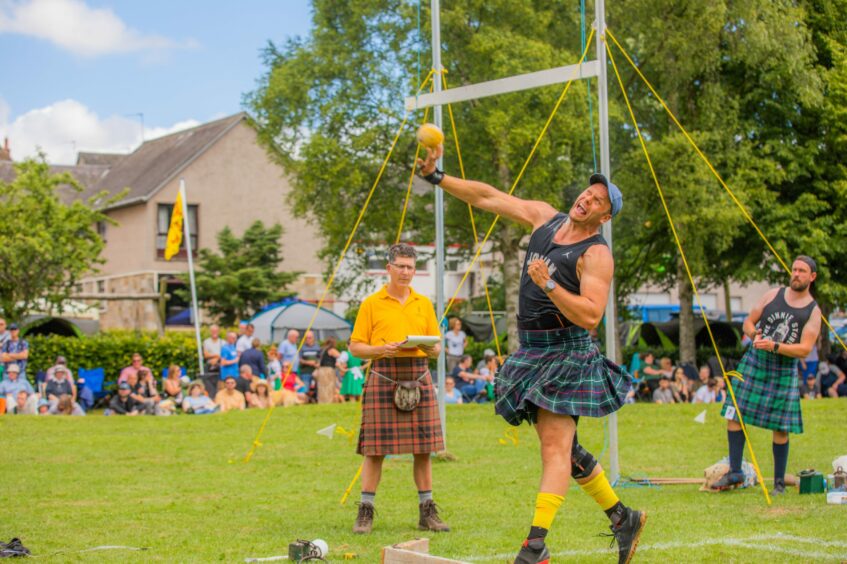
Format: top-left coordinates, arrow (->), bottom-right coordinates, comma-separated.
771,478 -> 786,495
712,470 -> 745,491
514,538 -> 550,564
607,509 -> 647,564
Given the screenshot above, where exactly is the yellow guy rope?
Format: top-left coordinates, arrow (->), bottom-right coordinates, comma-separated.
396,74 -> 436,243
605,28 -> 847,355
441,71 -> 504,361
604,37 -> 772,505
440,27 -> 597,324
240,70 -> 436,463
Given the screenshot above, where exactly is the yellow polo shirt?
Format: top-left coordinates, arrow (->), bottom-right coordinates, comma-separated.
351,285 -> 440,358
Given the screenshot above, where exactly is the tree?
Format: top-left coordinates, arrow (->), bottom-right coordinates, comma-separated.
611,0 -> 823,363
0,158 -> 117,322
180,221 -> 300,326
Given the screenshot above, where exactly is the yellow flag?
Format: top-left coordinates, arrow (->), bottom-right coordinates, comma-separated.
164,191 -> 184,261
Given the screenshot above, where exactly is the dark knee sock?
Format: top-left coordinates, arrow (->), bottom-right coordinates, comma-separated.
527,525 -> 548,541
773,441 -> 789,482
728,429 -> 745,473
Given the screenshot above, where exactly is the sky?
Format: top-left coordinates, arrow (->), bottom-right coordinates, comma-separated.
0,0 -> 312,164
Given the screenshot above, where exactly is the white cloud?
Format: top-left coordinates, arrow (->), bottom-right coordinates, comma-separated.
0,0 -> 197,57
0,97 -> 200,165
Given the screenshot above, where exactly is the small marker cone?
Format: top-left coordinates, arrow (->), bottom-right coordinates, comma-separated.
694,410 -> 707,424
317,423 -> 337,439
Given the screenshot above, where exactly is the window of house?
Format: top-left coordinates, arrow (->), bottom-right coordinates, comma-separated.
156,203 -> 198,259
96,220 -> 107,242
97,280 -> 106,294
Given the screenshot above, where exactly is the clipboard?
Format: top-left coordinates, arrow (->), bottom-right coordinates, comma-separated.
400,335 -> 441,349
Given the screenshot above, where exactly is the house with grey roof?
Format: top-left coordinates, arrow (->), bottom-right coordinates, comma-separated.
1,113 -> 325,331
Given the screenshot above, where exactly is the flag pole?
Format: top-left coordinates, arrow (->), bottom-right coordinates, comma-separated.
180,178 -> 205,376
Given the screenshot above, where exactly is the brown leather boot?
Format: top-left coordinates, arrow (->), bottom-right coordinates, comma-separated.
418,499 -> 450,532
352,502 -> 374,534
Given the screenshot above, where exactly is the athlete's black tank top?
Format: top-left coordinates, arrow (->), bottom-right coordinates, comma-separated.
757,287 -> 817,344
518,213 -> 607,326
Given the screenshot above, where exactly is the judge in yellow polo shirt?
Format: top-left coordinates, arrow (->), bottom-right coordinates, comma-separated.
348,243 -> 449,535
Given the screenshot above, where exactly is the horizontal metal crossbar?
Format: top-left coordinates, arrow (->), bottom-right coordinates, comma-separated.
405,60 -> 600,111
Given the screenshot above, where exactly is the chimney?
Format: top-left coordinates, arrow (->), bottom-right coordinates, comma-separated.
0,138 -> 10,161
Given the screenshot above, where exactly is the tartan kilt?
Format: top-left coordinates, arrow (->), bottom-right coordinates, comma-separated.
357,357 -> 444,456
721,348 -> 803,434
495,326 -> 631,426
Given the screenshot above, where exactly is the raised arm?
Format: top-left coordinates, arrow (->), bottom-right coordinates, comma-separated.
417,145 -> 557,229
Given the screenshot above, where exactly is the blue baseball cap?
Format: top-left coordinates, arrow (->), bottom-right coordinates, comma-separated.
589,173 -> 623,217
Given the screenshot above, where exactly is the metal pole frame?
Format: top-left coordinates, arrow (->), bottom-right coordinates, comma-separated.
423,2 -> 620,475
179,178 -> 206,377
430,0 -> 448,447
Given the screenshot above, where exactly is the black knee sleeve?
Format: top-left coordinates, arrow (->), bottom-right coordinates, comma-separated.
571,442 -> 598,479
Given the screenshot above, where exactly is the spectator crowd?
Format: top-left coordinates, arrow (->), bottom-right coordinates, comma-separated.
1,315 -> 845,416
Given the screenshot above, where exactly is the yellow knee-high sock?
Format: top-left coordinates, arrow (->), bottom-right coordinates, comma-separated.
531,492 -> 565,530
580,470 -> 619,511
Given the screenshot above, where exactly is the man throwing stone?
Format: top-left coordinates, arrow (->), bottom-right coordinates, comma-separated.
348,243 -> 449,534
713,256 -> 822,494
419,147 -> 645,564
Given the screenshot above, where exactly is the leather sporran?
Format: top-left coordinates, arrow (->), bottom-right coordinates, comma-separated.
393,380 -> 422,412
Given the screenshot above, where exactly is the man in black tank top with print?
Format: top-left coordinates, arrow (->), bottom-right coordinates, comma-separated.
713,256 -> 822,495
419,146 -> 645,564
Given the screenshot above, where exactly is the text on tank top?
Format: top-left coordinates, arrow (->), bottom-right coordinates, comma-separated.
757,287 -> 817,344
518,213 -> 607,325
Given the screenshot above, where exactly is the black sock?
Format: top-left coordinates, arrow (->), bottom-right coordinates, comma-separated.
605,501 -> 627,526
728,429 -> 746,473
527,526 -> 548,541
773,441 -> 789,482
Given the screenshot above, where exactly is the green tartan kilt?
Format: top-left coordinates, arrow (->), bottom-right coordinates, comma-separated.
721,348 -> 803,434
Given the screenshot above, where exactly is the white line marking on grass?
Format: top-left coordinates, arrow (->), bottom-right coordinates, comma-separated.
462,534 -> 847,562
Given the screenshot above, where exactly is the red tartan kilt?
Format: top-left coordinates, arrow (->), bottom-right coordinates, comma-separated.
357,357 -> 444,456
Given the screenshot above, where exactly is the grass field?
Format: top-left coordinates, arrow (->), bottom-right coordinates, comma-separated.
2,400 -> 846,562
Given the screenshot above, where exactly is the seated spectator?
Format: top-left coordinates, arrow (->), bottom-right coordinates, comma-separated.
76,378 -> 94,411
830,347 -> 847,375
450,354 -> 486,402
45,365 -> 75,403
476,349 -> 496,372
118,353 -> 150,384
819,361 -> 847,398
800,373 -> 817,400
250,379 -> 273,409
693,378 -> 718,403
689,365 -> 711,395
658,356 -> 674,378
37,398 -> 50,415
714,377 -> 726,403
49,394 -> 85,416
475,354 -> 499,403
671,367 -> 690,403
45,355 -> 71,382
273,361 -> 307,406
182,381 -> 219,414
109,382 -> 143,415
652,376 -> 677,404
134,368 -> 163,415
215,375 -> 246,412
443,376 -> 463,404
0,363 -> 34,412
239,338 -> 267,379
640,352 -> 663,393
236,365 -> 256,406
162,365 -> 185,404
11,390 -> 38,414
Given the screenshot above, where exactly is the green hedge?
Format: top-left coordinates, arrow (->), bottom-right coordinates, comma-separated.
26,332 -> 200,385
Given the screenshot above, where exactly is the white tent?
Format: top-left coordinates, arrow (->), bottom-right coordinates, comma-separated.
250,299 -> 352,344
